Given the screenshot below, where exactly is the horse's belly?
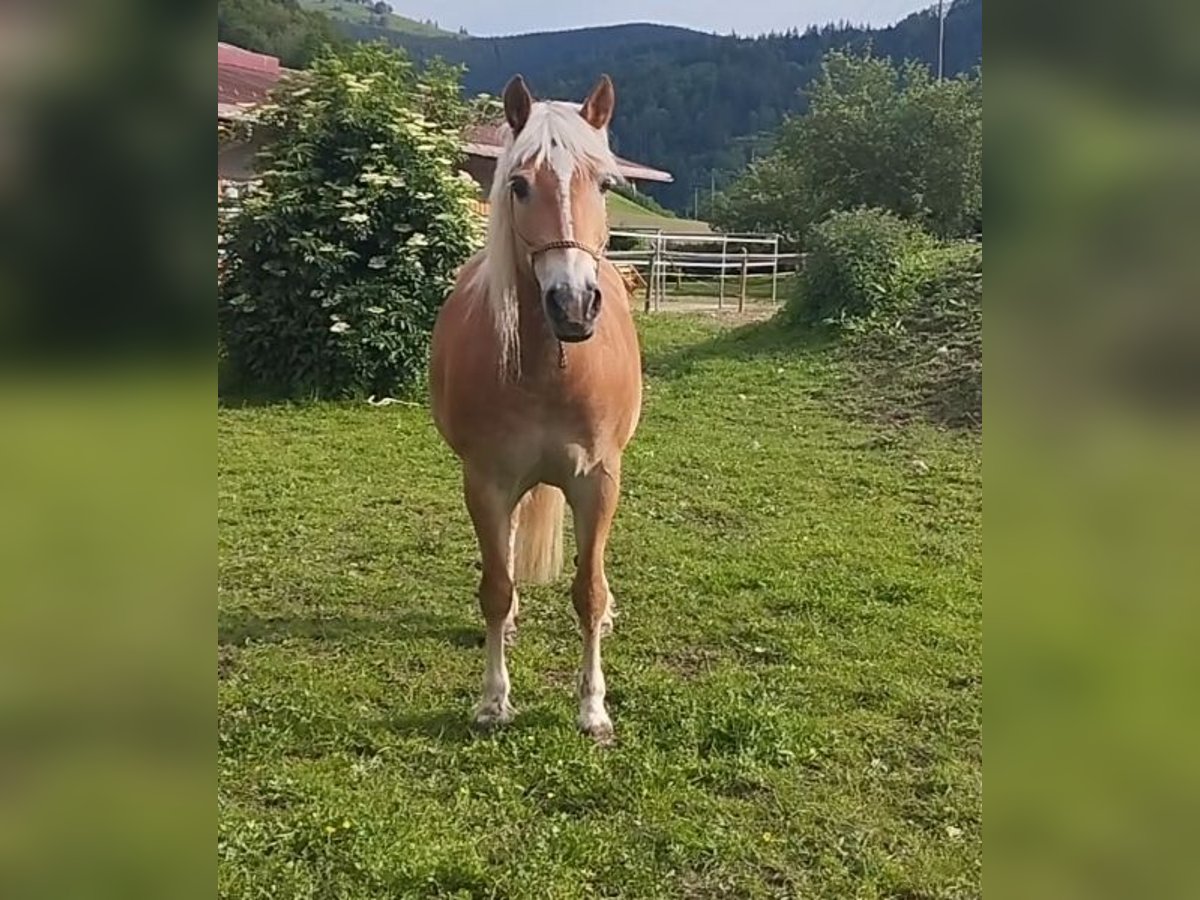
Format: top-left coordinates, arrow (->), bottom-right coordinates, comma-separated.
443,406 -> 619,485
534,433 -> 608,484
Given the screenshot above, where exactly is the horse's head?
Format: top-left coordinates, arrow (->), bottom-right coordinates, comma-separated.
500,74 -> 619,343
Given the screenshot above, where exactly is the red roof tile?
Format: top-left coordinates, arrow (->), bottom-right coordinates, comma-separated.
218,43 -> 290,110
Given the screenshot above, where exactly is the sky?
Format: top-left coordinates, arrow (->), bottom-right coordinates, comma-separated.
396,1 -> 929,38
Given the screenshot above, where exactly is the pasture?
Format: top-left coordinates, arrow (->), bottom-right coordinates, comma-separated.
218,313 -> 982,898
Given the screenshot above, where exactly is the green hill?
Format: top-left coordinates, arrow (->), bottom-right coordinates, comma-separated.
297,0 -> 460,38
606,191 -> 710,234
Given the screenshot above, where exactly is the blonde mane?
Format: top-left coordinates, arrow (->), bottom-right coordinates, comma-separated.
470,101 -> 621,376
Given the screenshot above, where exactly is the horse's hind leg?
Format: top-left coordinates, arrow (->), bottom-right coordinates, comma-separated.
600,589 -> 615,637
504,519 -> 520,643
464,469 -> 517,728
566,458 -> 622,741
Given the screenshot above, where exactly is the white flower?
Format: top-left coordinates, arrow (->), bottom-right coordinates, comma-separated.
329,321 -> 351,334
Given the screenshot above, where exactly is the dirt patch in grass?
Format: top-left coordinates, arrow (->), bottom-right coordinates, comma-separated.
658,646 -> 723,679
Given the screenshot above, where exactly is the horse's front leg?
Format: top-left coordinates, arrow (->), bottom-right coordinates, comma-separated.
464,468 -> 518,728
565,457 -> 622,741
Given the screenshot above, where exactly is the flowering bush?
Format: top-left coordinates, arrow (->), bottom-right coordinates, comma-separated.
218,44 -> 482,398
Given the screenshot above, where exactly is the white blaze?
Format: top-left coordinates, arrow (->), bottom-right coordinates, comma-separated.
531,144 -> 599,294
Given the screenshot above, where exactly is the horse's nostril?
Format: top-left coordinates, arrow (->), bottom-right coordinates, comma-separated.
590,287 -> 603,317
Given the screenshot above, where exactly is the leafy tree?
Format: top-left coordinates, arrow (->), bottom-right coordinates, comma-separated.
218,45 -> 481,398
713,50 -> 982,241
706,154 -> 803,238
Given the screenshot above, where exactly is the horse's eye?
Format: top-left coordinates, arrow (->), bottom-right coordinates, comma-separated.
510,175 -> 531,201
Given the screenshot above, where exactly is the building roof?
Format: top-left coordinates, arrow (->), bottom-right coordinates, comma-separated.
216,43 -> 672,183
218,43 -> 293,119
463,123 -> 673,184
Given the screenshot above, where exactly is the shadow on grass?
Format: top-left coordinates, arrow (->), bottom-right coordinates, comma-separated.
388,705 -> 565,743
218,608 -> 482,649
217,362 -> 429,409
642,316 -> 835,381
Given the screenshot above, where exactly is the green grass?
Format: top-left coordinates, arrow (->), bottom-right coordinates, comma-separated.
658,274 -> 798,301
298,0 -> 461,38
218,314 -> 981,898
605,192 -> 712,234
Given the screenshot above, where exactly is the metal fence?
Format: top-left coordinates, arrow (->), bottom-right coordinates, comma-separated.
606,230 -> 802,312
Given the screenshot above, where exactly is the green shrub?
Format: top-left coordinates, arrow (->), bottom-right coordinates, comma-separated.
843,242 -> 982,427
791,207 -> 937,325
218,45 -> 481,399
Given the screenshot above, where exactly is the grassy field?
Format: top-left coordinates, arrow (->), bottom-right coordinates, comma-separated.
218,314 -> 982,898
604,193 -> 712,234
659,274 -> 799,302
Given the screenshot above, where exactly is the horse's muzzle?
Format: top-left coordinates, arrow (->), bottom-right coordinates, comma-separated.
544,282 -> 602,342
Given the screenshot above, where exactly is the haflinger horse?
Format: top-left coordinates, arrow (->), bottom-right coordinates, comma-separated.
429,74 -> 642,741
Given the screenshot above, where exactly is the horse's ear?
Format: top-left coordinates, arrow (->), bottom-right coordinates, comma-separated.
503,74 -> 533,135
579,74 -> 615,130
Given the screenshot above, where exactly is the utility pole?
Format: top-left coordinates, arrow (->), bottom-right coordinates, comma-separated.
710,171 -> 716,204
694,186 -> 700,219
937,0 -> 946,81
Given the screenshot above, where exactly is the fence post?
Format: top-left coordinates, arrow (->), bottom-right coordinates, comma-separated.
654,234 -> 663,312
771,234 -> 780,305
645,250 -> 655,313
739,247 -> 749,314
718,236 -> 728,310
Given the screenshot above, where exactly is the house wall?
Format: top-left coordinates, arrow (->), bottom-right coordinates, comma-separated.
218,135 -> 265,182
462,155 -> 496,195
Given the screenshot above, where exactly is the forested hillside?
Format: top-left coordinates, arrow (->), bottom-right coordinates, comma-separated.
342,0 -> 982,210
219,0 -> 982,211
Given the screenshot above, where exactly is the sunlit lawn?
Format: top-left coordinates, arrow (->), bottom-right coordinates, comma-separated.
218,313 -> 981,899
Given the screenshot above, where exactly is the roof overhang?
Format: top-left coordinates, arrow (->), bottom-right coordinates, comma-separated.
461,140 -> 673,183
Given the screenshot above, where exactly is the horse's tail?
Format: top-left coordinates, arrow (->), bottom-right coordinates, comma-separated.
513,484 -> 565,585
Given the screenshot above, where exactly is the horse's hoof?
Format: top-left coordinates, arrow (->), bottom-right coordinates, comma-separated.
579,711 -> 614,744
473,698 -> 514,730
